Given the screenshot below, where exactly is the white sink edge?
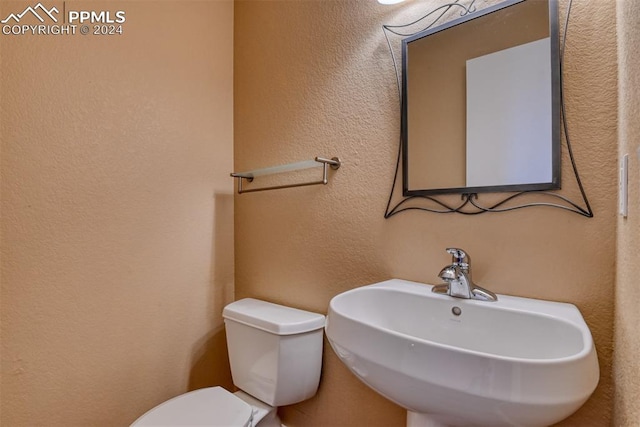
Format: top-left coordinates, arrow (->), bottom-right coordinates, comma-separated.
326,336 -> 598,407
327,279 -> 596,363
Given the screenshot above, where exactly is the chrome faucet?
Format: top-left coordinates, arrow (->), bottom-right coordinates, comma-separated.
432,248 -> 497,301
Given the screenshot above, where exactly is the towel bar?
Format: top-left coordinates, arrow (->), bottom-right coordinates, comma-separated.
230,157 -> 341,194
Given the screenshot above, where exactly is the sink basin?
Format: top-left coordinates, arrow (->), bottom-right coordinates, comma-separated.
325,279 -> 599,427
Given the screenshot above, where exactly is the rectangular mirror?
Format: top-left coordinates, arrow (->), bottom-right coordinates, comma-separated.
402,0 -> 560,196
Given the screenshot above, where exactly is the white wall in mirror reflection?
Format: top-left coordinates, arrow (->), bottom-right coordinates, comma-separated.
466,38 -> 553,187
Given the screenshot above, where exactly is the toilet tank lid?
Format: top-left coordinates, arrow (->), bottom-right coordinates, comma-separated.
223,298 -> 325,335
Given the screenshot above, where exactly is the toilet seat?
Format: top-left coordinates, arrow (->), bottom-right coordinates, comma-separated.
131,387 -> 253,427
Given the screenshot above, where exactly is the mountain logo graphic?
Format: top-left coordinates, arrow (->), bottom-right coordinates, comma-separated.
1,3 -> 59,24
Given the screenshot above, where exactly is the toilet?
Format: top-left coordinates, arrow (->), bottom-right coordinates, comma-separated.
131,298 -> 325,426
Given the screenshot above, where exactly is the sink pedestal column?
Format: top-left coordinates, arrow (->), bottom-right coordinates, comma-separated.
407,411 -> 451,427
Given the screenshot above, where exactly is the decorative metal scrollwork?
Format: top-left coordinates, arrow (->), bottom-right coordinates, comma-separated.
382,0 -> 593,217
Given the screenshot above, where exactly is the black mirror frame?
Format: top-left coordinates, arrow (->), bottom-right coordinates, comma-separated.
401,0 -> 561,196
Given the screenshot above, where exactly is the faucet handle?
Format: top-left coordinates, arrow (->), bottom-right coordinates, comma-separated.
446,248 -> 468,265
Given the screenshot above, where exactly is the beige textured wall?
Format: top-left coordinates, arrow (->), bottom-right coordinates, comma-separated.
235,0 -> 616,426
0,1 -> 234,425
614,0 -> 640,425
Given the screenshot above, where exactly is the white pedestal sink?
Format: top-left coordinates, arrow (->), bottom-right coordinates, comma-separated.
325,279 -> 599,427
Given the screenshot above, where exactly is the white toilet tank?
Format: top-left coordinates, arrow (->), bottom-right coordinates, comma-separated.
222,298 -> 325,407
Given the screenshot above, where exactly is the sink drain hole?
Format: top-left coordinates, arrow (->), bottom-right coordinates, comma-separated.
451,306 -> 462,316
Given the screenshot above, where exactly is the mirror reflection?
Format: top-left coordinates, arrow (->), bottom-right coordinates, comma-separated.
402,0 -> 560,196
